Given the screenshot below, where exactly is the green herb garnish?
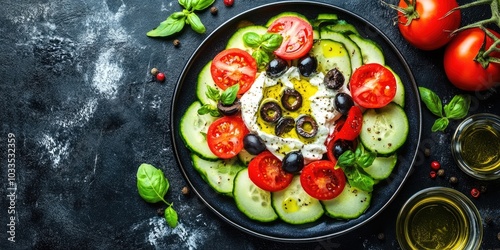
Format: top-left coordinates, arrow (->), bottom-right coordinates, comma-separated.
336,143 -> 376,192
243,32 -> 283,68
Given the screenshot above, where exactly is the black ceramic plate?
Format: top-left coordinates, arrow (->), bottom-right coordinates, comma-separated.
171,1 -> 421,242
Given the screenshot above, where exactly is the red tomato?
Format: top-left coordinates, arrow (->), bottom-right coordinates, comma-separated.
248,151 -> 293,192
267,16 -> 314,60
207,116 -> 248,159
444,28 -> 500,91
300,160 -> 346,200
210,48 -> 257,95
326,106 -> 362,163
396,0 -> 461,50
350,63 -> 397,109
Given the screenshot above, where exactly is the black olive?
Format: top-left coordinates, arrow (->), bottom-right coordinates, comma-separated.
298,55 -> 317,77
296,115 -> 319,138
281,89 -> 303,111
243,134 -> 267,155
217,99 -> 241,116
275,116 -> 295,136
266,57 -> 288,78
260,101 -> 282,123
282,151 -> 304,174
324,68 -> 345,90
332,139 -> 354,159
334,93 -> 354,116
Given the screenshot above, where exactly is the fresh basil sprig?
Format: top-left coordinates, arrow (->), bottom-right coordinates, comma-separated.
136,163 -> 178,228
336,143 -> 376,192
418,87 -> 471,132
243,32 -> 283,68
198,84 -> 239,117
147,0 -> 215,37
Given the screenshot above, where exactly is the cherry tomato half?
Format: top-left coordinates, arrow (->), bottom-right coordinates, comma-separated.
326,106 -> 362,163
267,16 -> 314,60
207,116 -> 248,159
210,48 -> 258,95
248,151 -> 293,192
300,160 -> 346,200
444,28 -> 500,91
350,63 -> 397,109
397,0 -> 461,50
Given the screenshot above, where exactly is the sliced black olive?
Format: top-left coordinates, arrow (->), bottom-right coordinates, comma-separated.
217,99 -> 241,116
296,115 -> 318,138
281,89 -> 303,111
324,68 -> 345,90
275,116 -> 295,136
334,93 -> 354,116
266,57 -> 288,78
298,55 -> 317,77
332,139 -> 354,159
243,134 -> 267,155
282,151 -> 304,174
260,101 -> 282,123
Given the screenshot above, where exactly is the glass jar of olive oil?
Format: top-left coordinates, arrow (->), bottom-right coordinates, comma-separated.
451,113 -> 500,180
396,187 -> 483,250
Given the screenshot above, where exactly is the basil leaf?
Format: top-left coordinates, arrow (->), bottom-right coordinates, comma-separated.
205,85 -> 220,102
337,150 -> 356,167
252,49 -> 269,68
187,13 -> 206,34
164,206 -> 179,228
347,171 -> 375,192
136,163 -> 169,203
432,117 -> 449,132
178,0 -> 192,10
147,14 -> 186,37
357,151 -> 376,168
418,87 -> 443,117
243,32 -> 262,48
192,0 -> 215,10
220,84 -> 239,105
444,94 -> 470,119
260,33 -> 283,52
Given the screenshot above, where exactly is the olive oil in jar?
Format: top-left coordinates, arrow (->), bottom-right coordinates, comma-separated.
452,113 -> 500,180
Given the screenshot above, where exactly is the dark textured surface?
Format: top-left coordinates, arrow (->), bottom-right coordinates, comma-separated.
1,0 -> 499,249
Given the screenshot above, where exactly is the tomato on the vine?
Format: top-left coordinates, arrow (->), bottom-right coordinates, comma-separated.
267,16 -> 314,60
248,151 -> 293,192
300,160 -> 346,200
394,0 -> 461,50
207,116 -> 248,159
210,48 -> 257,95
350,63 -> 397,109
443,28 -> 500,91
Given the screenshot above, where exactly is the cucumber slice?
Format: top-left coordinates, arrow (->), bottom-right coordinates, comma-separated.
386,66 -> 405,108
360,103 -> 409,155
348,34 -> 385,65
225,25 -> 268,54
363,154 -> 398,180
180,101 -> 218,160
320,30 -> 363,71
192,154 -> 245,196
271,176 -> 324,224
321,183 -> 371,219
237,149 -> 255,165
311,39 -> 352,86
323,20 -> 359,35
233,168 -> 278,222
265,12 -> 310,27
196,61 -> 221,106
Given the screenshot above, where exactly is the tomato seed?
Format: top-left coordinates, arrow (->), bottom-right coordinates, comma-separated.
470,188 -> 480,198
430,160 -> 440,170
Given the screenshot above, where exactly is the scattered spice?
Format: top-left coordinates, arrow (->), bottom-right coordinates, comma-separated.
497,232 -> 500,241
449,176 -> 458,184
156,72 -> 166,82
210,6 -> 218,15
150,67 -> 159,76
181,186 -> 190,195
430,160 -> 441,170
470,188 -> 480,198
173,39 -> 181,47
429,170 -> 437,179
223,0 -> 234,7
424,147 -> 431,157
480,185 -> 487,194
437,169 -> 445,177
157,207 -> 165,216
377,232 -> 385,240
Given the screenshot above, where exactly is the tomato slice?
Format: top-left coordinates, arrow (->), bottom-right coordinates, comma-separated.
350,63 -> 397,108
267,16 -> 314,60
207,116 -> 248,159
336,106 -> 363,141
210,48 -> 257,95
300,160 -> 346,200
248,151 -> 293,192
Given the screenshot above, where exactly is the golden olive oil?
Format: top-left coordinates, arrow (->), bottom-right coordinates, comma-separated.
460,123 -> 500,173
400,196 -> 470,250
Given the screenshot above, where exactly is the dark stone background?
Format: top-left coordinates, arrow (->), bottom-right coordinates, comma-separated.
0,0 -> 498,249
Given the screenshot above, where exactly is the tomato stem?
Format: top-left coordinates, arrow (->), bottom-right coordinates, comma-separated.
381,0 -> 420,26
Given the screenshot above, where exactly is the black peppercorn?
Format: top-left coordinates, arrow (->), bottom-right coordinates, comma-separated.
210,6 -> 218,15
449,176 -> 458,184
173,39 -> 180,47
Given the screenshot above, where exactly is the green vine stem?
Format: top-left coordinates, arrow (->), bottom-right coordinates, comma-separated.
382,0 -> 420,26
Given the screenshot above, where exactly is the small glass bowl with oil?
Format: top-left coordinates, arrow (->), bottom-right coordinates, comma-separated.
451,113 -> 500,180
396,187 -> 483,250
